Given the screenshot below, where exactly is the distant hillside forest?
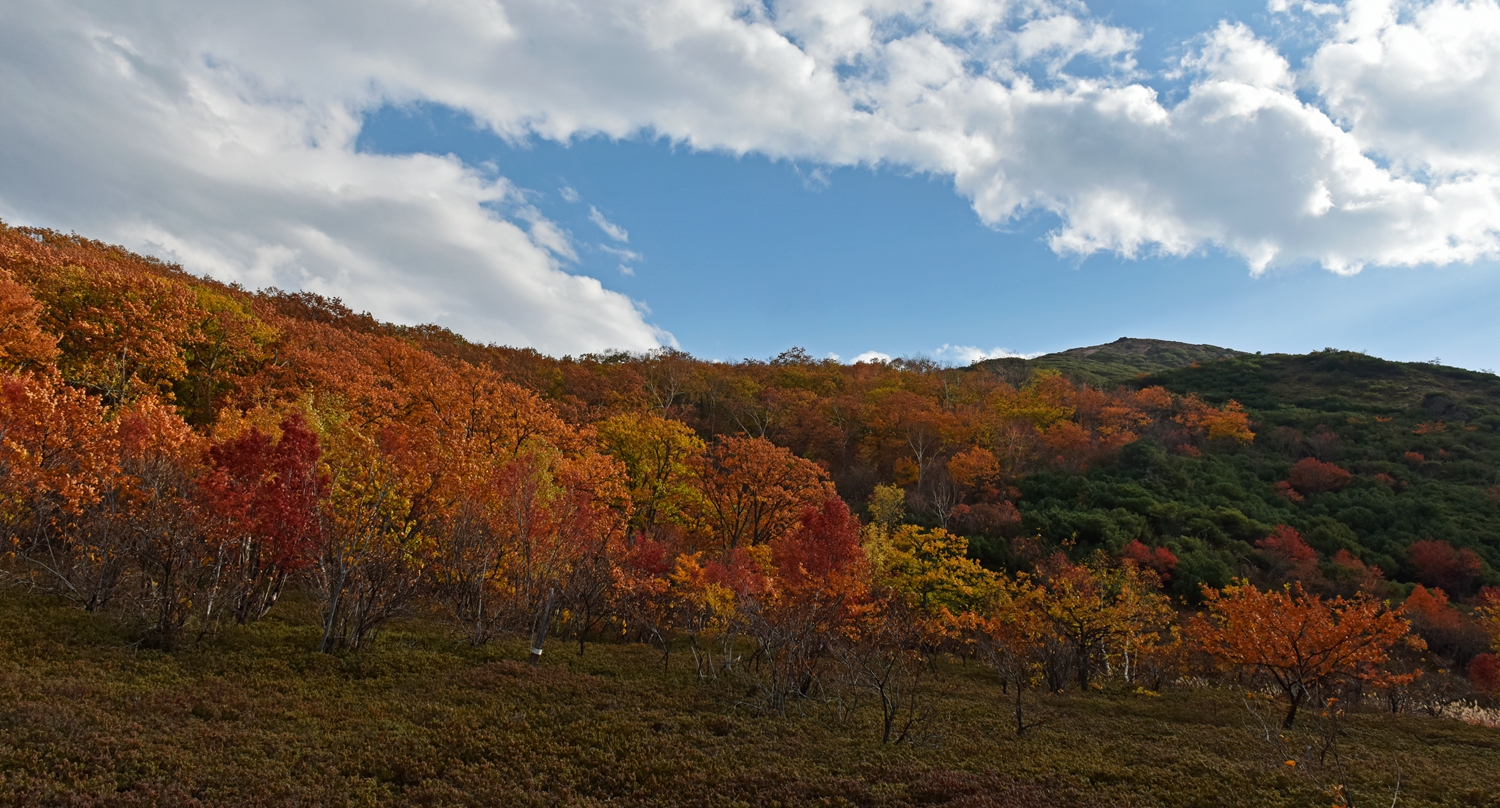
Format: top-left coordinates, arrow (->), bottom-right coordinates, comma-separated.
1,220 -> 1497,715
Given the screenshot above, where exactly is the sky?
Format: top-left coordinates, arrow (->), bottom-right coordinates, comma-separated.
1,0 -> 1498,369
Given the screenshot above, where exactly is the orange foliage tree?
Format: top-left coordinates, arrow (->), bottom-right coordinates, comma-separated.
112,396 -> 213,649
0,371 -> 121,610
832,590 -> 929,745
26,263 -> 197,405
948,574 -> 1050,734
687,435 -> 833,557
1400,584 -> 1466,657
0,269 -> 58,372
1191,581 -> 1420,727
664,547 -> 763,678
430,445 -> 625,649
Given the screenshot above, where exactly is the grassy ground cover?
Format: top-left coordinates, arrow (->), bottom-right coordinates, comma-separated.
1,592 -> 1496,807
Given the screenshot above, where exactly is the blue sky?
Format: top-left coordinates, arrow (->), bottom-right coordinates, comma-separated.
356,93 -> 1500,368
3,0 -> 1499,368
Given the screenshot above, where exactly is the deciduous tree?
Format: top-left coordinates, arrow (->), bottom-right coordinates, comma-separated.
27,264 -> 196,404
1286,458 -> 1353,496
832,592 -> 928,744
315,423 -> 432,653
596,411 -> 703,545
1257,525 -> 1320,584
752,497 -> 871,711
0,371 -> 120,610
1407,539 -> 1483,597
1122,539 -> 1178,584
948,575 -> 1050,734
688,435 -> 833,557
1191,581 -> 1420,727
114,395 -> 212,649
1031,552 -> 1174,691
200,412 -> 326,624
867,524 -> 991,616
0,269 -> 58,372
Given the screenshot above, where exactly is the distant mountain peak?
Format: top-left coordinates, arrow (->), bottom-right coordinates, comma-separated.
1046,338 -> 1247,362
970,337 -> 1249,387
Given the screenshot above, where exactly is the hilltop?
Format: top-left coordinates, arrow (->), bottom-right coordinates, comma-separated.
977,337 -> 1250,388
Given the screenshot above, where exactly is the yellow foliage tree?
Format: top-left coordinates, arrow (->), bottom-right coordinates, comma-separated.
868,524 -> 994,616
1032,552 -> 1176,691
595,411 -> 703,545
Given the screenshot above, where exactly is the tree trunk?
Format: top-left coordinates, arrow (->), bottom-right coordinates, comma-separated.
1014,676 -> 1026,736
1282,688 -> 1305,729
1076,643 -> 1091,690
529,588 -> 556,667
881,689 -> 896,744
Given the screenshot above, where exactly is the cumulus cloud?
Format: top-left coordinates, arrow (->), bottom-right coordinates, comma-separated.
1,0 -> 1498,356
1309,0 -> 1500,177
0,0 -> 668,354
852,351 -> 893,364
933,344 -> 1040,364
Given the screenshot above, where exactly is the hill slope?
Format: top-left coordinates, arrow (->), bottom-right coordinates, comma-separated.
2,221 -> 1499,807
1143,349 -> 1500,415
975,337 -> 1248,388
2,220 -> 1496,594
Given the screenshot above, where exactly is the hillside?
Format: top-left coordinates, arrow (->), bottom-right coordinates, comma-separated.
984,337 -> 1250,388
1144,349 -> 1500,414
1004,349 -> 1500,596
3,220 -> 1498,589
4,220 -> 1499,584
1,221 -> 1499,806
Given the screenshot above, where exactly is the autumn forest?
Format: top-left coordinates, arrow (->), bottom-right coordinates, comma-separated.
2,222 -> 1499,806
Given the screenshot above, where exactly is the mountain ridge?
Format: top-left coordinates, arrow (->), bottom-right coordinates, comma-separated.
970,336 -> 1249,388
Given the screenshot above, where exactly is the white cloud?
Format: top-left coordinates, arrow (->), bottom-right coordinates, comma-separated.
1269,1 -> 1344,15
600,244 -> 642,277
588,205 -> 630,242
1,0 -> 1499,360
852,350 -> 893,364
0,0 -> 667,355
559,186 -> 580,203
796,165 -> 832,191
1182,22 -> 1294,90
1308,0 -> 1500,177
933,344 -> 1040,364
600,245 -> 643,262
